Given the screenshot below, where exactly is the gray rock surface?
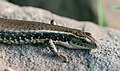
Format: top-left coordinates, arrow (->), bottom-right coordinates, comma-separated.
0,0 -> 120,71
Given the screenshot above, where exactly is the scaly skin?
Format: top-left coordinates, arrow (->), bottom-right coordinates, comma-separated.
0,18 -> 98,62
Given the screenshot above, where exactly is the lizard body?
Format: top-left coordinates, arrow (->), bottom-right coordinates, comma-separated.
0,18 -> 97,62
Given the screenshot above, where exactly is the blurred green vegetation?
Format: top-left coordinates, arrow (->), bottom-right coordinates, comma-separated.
112,7 -> 120,10
97,0 -> 104,27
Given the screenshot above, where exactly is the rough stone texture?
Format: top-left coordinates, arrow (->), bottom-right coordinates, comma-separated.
0,0 -> 120,71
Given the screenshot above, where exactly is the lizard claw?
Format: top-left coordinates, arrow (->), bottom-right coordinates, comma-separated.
56,52 -> 68,62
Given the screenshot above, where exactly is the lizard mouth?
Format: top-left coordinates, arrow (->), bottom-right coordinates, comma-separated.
68,41 -> 97,49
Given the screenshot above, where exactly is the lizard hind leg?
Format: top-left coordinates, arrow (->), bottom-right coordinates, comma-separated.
48,39 -> 68,62
50,19 -> 57,25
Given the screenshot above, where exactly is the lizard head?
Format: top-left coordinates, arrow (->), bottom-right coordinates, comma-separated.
68,34 -> 97,50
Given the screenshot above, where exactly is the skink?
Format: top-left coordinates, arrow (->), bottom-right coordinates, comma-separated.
0,18 -> 97,62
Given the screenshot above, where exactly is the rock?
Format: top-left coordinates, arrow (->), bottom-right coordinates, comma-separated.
0,0 -> 120,71
8,0 -> 97,24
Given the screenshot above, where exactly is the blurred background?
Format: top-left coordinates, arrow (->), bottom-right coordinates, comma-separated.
8,0 -> 120,30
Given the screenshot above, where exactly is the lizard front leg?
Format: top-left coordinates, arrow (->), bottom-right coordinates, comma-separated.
47,39 -> 68,62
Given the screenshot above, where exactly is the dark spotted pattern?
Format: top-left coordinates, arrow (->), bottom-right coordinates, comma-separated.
0,30 -> 73,44
0,30 -> 97,49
